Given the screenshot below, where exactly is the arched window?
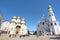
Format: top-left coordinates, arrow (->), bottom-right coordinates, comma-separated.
49,14 -> 53,16
54,22 -> 57,25
42,22 -> 44,25
38,24 -> 40,27
51,23 -> 53,26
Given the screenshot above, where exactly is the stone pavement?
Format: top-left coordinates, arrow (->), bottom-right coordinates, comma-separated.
0,34 -> 60,40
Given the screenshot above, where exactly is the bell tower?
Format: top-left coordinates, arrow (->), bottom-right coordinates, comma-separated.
48,5 -> 60,35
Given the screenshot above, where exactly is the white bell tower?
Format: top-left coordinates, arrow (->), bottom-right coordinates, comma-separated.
48,5 -> 56,22
48,5 -> 60,35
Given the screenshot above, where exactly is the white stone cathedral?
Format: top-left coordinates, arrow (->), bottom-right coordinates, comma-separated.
1,16 -> 28,37
37,5 -> 60,36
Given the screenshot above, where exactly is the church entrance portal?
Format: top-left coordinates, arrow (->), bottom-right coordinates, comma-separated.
16,25 -> 21,34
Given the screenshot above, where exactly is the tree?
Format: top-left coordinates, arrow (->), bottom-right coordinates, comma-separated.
33,31 -> 37,35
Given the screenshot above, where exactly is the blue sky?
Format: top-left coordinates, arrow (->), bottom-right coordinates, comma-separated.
0,0 -> 60,31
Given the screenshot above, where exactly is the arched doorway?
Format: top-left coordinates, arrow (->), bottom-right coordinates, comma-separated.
16,25 -> 21,34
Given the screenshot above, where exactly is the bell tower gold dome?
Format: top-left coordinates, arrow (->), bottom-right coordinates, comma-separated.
48,5 -> 52,9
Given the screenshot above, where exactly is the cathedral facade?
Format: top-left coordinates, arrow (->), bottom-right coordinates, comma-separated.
37,5 -> 60,36
1,16 -> 28,37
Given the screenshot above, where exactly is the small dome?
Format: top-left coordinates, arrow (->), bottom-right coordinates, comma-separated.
21,18 -> 25,21
42,14 -> 45,19
17,16 -> 20,19
48,5 -> 52,9
12,16 -> 17,19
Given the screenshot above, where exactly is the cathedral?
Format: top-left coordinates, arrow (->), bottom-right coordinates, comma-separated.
37,5 -> 60,36
0,16 -> 28,37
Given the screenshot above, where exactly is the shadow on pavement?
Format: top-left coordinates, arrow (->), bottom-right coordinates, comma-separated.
50,36 -> 60,39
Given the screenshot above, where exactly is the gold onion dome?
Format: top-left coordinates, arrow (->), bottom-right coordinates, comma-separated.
48,5 -> 52,9
12,16 -> 17,19
17,16 -> 20,19
21,18 -> 25,21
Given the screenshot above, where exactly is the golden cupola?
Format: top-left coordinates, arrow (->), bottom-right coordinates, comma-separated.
21,18 -> 25,21
12,16 -> 17,19
48,5 -> 52,9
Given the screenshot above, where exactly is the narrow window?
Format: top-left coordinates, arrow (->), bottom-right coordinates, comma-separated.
55,22 -> 57,25
49,14 -> 53,16
42,22 -> 44,25
51,23 -> 53,26
38,24 -> 40,27
49,15 -> 51,16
